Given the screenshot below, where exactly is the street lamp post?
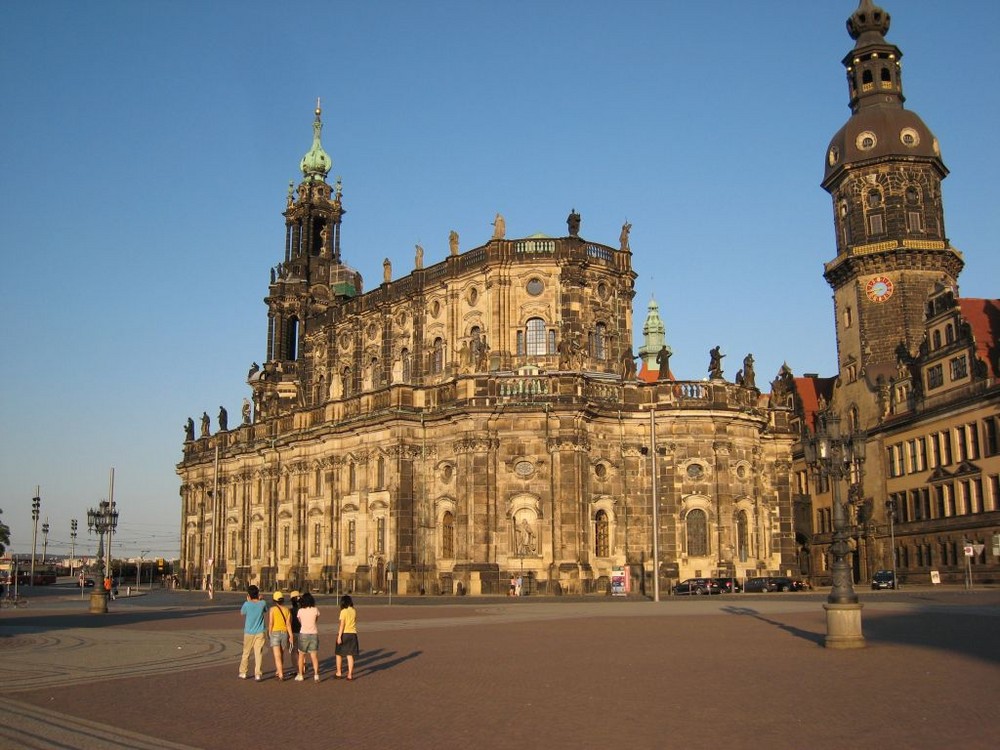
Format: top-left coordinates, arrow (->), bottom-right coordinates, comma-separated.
87,489 -> 119,614
41,519 -> 49,567
70,519 -> 78,577
803,412 -> 866,649
885,498 -> 898,589
30,490 -> 40,586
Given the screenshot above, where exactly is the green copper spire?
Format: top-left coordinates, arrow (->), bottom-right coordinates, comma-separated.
299,98 -> 332,183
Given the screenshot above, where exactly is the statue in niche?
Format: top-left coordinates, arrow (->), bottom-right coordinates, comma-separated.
383,258 -> 392,284
472,332 -> 489,371
449,230 -> 459,256
708,346 -> 725,380
200,411 -> 210,437
816,393 -> 828,412
242,398 -> 252,425
184,417 -> 195,442
742,353 -> 756,389
320,224 -> 330,255
492,212 -> 506,240
515,517 -> 537,555
619,221 -> 632,252
656,345 -> 672,380
415,244 -> 424,270
218,406 -> 228,432
567,208 -> 581,237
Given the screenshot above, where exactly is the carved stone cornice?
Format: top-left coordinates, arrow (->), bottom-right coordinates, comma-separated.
454,437 -> 497,454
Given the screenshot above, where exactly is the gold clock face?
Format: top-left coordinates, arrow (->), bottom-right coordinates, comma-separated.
866,275 -> 894,303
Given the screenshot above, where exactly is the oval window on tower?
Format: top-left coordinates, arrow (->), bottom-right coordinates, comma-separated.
856,131 -> 877,151
900,128 -> 920,147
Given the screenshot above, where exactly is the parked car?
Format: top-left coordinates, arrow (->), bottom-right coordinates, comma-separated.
79,577 -> 96,588
673,578 -> 722,595
768,576 -> 809,592
871,570 -> 896,590
743,576 -> 808,592
713,576 -> 739,593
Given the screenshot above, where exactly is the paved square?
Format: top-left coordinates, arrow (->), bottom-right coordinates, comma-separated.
2,587 -> 998,749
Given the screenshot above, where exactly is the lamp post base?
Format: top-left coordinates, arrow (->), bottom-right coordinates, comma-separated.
823,602 -> 865,649
89,590 -> 109,614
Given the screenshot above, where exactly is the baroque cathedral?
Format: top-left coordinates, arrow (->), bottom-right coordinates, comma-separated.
176,110 -> 796,595
178,0 -> 999,595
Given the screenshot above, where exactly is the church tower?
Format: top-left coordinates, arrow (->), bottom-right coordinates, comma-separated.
252,102 -> 362,419
822,0 -> 964,425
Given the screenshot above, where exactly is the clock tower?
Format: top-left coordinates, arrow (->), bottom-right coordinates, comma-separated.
821,0 -> 964,425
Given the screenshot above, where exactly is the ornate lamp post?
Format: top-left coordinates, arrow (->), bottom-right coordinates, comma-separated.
803,412 -> 866,649
70,519 -> 78,577
885,498 -> 898,589
41,519 -> 49,566
87,495 -> 119,614
30,490 -> 41,586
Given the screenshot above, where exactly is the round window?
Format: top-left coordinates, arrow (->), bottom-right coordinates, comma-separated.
900,128 -> 920,147
595,463 -> 607,479
856,131 -> 877,150
514,460 -> 534,478
686,464 -> 704,480
526,278 -> 544,296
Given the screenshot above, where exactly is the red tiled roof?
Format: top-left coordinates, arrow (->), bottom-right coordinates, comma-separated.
958,298 -> 1000,378
792,375 -> 836,431
637,361 -> 673,383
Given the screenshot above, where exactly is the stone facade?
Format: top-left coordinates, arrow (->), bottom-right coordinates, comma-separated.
176,107 -> 797,595
792,1 -> 1000,586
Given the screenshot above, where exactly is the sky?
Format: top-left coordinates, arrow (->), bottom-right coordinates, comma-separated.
2,1 -> 998,561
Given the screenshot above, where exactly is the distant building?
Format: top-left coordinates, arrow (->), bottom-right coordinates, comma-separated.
791,0 -> 1000,585
177,106 -> 796,595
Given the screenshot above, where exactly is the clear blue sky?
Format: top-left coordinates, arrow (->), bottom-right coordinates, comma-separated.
2,1 -> 998,561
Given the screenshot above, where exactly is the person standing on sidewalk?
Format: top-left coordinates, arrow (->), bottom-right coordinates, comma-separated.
289,590 -> 302,662
239,585 -> 268,681
335,594 -> 359,681
295,592 -> 321,682
268,591 -> 292,681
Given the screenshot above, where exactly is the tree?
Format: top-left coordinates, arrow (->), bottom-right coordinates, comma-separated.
0,508 -> 10,556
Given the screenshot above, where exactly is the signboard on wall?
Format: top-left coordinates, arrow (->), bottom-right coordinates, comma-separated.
611,567 -> 627,596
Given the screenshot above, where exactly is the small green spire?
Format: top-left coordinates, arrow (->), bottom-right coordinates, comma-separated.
299,98 -> 332,183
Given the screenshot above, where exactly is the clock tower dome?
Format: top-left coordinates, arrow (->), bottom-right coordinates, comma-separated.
821,0 -> 964,424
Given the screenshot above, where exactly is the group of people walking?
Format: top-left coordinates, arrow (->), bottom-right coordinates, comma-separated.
239,586 -> 359,682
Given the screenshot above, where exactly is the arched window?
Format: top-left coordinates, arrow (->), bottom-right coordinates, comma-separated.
432,338 -> 444,374
932,330 -> 942,350
376,456 -> 385,489
736,510 -> 749,562
285,317 -> 299,360
592,323 -> 607,361
442,511 -> 454,558
945,324 -> 954,344
348,462 -> 357,492
849,406 -> 860,433
686,508 -> 708,557
881,66 -> 891,83
862,69 -> 873,85
401,348 -> 412,381
526,318 -> 547,356
347,520 -> 356,556
594,510 -> 609,557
